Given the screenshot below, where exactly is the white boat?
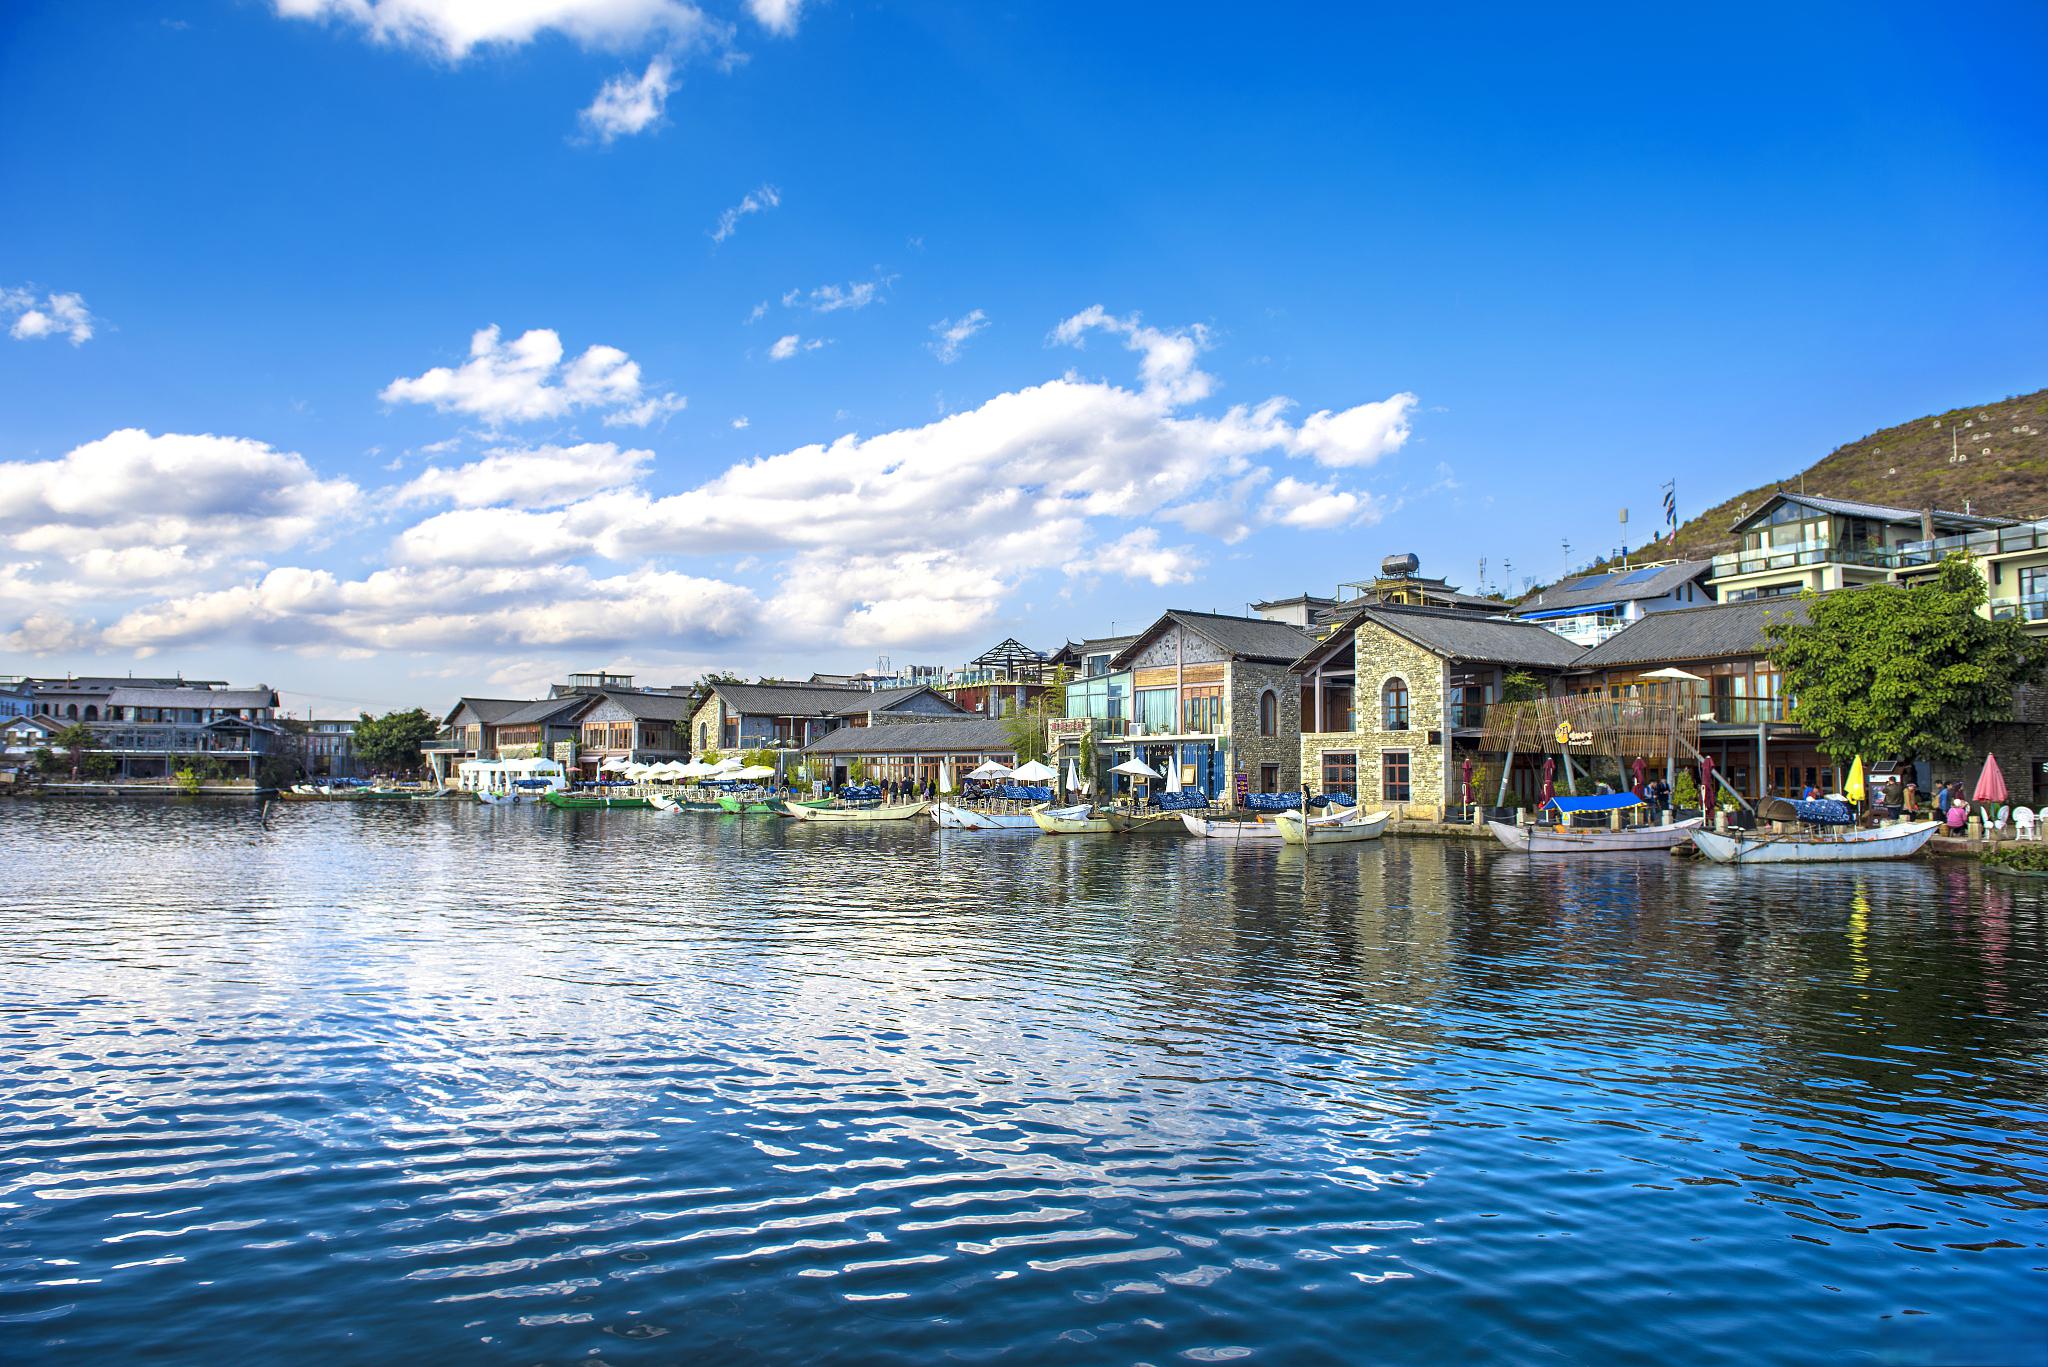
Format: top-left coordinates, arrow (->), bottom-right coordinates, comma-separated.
1277,808 -> 1392,845
787,800 -> 930,823
934,802 -> 1042,830
647,793 -> 683,814
1033,804 -> 1112,834
1488,817 -> 1702,854
1688,820 -> 1943,865
1181,809 -> 1351,842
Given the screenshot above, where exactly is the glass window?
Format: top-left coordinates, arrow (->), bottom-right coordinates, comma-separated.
1382,677 -> 1409,730
1259,691 -> 1277,737
1181,686 -> 1222,735
1383,749 -> 1411,802
1135,688 -> 1176,731
1321,751 -> 1356,798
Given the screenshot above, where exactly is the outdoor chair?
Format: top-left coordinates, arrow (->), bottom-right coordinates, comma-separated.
2014,807 -> 2037,841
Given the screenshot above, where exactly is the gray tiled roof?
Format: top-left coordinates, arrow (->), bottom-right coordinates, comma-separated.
1112,611 -> 1317,668
598,689 -> 698,721
495,695 -> 595,727
1052,634 -> 1139,662
1515,560 -> 1713,615
841,685 -> 962,716
447,697 -> 532,727
1571,596 -> 1811,668
106,685 -> 279,709
1302,604 -> 1585,669
1732,492 -> 2014,533
710,681 -> 874,715
801,717 -> 1015,755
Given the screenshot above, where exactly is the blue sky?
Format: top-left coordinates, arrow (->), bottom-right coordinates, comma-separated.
2,0 -> 2044,715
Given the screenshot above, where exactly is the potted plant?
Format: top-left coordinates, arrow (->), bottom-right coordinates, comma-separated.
1670,772 -> 1703,822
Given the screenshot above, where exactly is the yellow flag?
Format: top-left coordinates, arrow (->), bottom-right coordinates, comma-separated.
1845,755 -> 1866,802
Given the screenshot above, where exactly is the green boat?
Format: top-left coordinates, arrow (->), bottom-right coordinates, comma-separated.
716,795 -> 780,814
543,791 -> 652,810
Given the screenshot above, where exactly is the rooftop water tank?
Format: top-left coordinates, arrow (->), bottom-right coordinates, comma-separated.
1381,552 -> 1420,578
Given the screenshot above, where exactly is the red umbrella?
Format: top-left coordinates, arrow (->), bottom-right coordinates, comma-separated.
1540,756 -> 1556,805
1461,756 -> 1474,806
1631,755 -> 1646,794
1973,753 -> 2009,806
1699,754 -> 1715,805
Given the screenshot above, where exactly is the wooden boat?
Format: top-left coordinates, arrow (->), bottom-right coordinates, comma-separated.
1032,804 -> 1111,834
935,802 -> 1042,830
1487,816 -> 1702,854
541,790 -> 652,810
1689,820 -> 1942,865
786,800 -> 930,823
1103,808 -> 1191,834
1181,809 -> 1349,841
770,797 -> 836,816
1277,808 -> 1392,845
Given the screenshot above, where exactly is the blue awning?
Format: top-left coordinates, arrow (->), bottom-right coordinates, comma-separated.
1520,602 -> 1620,621
1542,792 -> 1644,813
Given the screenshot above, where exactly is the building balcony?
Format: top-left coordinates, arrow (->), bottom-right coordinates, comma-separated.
1990,594 -> 2048,625
1900,518 -> 2048,566
1710,541 -> 1900,578
1701,697 -> 1788,725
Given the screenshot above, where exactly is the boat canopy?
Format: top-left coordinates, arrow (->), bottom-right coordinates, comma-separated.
1157,790 -> 1212,812
1542,792 -> 1643,813
1791,797 -> 1856,826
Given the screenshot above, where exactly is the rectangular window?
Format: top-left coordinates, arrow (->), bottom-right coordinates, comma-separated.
1383,749 -> 1411,802
1320,750 -> 1356,798
1134,688 -> 1176,732
1181,685 -> 1223,735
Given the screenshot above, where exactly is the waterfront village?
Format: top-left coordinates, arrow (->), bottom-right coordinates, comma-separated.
6,491 -> 2047,855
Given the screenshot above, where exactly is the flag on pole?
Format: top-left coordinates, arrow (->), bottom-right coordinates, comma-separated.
1662,481 -> 1677,542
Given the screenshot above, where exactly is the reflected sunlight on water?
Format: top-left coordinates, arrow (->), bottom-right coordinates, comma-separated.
0,802 -> 2043,1364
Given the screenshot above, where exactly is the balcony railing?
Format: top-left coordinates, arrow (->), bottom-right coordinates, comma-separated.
1446,703 -> 1488,730
1900,518 -> 2048,565
1710,540 -> 1900,577
1702,697 -> 1788,725
1990,594 -> 2048,624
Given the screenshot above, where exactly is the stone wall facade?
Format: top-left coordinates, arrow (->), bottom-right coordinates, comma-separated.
1226,660 -> 1302,794
1299,621 -> 1453,818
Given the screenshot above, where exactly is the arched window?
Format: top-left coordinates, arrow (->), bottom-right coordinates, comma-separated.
1258,690 -> 1277,737
66,704 -> 78,720
83,705 -> 99,720
697,721 -> 708,750
1381,677 -> 1409,731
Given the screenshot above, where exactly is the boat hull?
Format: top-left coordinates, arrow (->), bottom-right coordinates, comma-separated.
1032,805 -> 1112,834
935,803 -> 1041,830
1277,809 -> 1391,845
542,792 -> 652,810
1688,820 -> 1942,864
1181,810 -> 1349,841
787,801 -> 931,823
1104,809 -> 1192,834
1487,817 -> 1702,854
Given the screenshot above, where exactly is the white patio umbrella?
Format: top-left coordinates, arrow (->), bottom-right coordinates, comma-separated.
967,760 -> 1011,781
1008,759 -> 1057,783
938,758 -> 955,795
1109,757 -> 1160,779
1164,758 -> 1183,793
1064,760 -> 1081,793
600,755 -> 634,772
735,764 -> 777,781
714,756 -> 744,773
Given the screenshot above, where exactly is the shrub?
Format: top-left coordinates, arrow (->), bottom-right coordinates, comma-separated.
174,766 -> 202,796
1672,772 -> 1701,809
1984,843 -> 2048,873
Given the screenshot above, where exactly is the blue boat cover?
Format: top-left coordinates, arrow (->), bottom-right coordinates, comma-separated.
838,783 -> 881,800
1242,792 -> 1300,811
1542,792 -> 1644,813
1792,797 -> 1855,826
1312,792 -> 1356,809
998,782 -> 1053,801
1157,790 -> 1211,811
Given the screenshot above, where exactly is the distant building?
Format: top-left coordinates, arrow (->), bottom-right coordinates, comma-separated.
1706,493 -> 2012,601
34,680 -> 289,781
1047,634 -> 1138,679
688,682 -> 964,756
1514,559 -> 1713,647
302,718 -> 362,778
22,673 -> 228,723
934,638 -> 1052,718
801,716 -> 1019,789
1254,556 -> 1500,639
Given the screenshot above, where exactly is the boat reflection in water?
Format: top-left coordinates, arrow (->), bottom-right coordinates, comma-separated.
1,802 -> 2040,1366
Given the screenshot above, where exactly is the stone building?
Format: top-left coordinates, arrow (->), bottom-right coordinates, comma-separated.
1096,610 -> 1316,799
687,681 -> 963,757
1295,604 -> 1582,817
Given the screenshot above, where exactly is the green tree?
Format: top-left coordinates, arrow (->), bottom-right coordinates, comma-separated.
846,757 -> 868,784
1499,670 -> 1545,704
174,765 -> 202,796
51,722 -> 97,780
1764,555 -> 2047,767
352,707 -> 439,773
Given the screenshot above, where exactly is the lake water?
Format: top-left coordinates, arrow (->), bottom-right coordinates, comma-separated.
1,801 -> 2043,1365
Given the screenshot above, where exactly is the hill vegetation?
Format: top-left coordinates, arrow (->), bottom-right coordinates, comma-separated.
1562,387 -> 2048,581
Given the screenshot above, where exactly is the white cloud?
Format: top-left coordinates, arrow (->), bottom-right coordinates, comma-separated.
746,0 -> 804,35
1288,392 -> 1417,468
5,289 -> 95,345
1262,475 -> 1381,529
380,324 -> 683,428
928,309 -> 988,363
1088,528 -> 1201,586
745,300 -> 768,323
579,53 -> 675,141
768,333 -> 825,360
272,0 -> 708,60
0,429 -> 360,567
710,184 -> 780,243
786,276 -> 889,312
731,416 -> 750,429
103,562 -> 758,657
396,442 -> 654,509
1052,305 -> 1215,405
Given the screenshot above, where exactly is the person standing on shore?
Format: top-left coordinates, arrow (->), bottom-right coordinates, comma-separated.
1903,778 -> 1919,819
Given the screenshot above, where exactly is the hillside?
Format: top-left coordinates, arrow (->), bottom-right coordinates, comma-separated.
1564,387 -> 2048,581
